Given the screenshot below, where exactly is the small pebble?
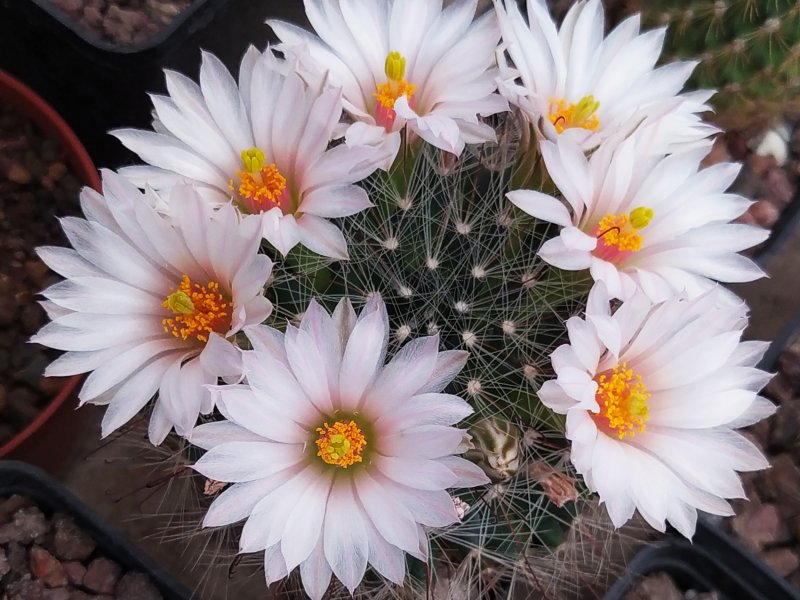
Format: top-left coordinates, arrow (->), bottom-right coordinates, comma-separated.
0,507 -> 49,544
30,545 -> 68,588
0,545 -> 10,578
115,571 -> 164,600
62,561 -> 86,586
53,514 -> 96,562
0,496 -> 163,598
83,557 -> 122,594
48,0 -> 191,45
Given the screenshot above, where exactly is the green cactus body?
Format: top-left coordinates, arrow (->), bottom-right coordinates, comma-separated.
257,132 -> 606,597
638,0 -> 800,132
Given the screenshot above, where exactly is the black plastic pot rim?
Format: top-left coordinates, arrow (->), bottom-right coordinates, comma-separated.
0,460 -> 196,600
603,518 -> 800,600
31,0 -> 220,54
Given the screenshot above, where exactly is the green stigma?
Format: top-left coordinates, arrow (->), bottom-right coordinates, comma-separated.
165,290 -> 195,315
573,95 -> 600,123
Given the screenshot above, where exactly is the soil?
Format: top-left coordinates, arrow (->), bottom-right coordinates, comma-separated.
0,103 -> 82,449
623,572 -> 719,600
0,494 -> 163,599
47,0 -> 192,46
725,334 -> 800,588
700,123 -> 800,257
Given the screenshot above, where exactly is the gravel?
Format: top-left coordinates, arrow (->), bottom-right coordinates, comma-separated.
725,333 -> 800,588
0,102 -> 82,449
0,494 -> 163,600
47,0 -> 193,46
701,123 -> 800,255
623,572 -> 720,600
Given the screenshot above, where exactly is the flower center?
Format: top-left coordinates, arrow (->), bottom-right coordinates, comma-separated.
229,148 -> 290,214
548,95 -> 600,134
315,420 -> 367,469
162,275 -> 231,344
373,51 -> 416,129
593,362 -> 650,439
595,206 -> 654,255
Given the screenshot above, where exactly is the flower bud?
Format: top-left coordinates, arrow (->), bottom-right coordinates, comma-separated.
465,417 -> 521,482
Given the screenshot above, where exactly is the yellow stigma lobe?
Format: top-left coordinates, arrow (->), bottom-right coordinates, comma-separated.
162,275 -> 231,344
594,362 -> 650,439
596,206 -> 655,253
629,206 -> 654,230
374,51 -> 416,114
384,51 -> 406,82
315,420 -> 367,469
241,148 -> 265,173
548,95 -> 600,134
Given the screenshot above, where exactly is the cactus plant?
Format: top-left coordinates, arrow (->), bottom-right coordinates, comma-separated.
42,1 -> 773,597
262,129 -> 601,597
633,0 -> 800,133
104,125 -> 638,600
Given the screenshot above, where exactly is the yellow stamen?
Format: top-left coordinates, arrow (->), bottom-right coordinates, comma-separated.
594,362 -> 650,439
596,206 -> 655,252
315,420 -> 367,469
228,147 -> 288,213
548,95 -> 600,134
374,51 -> 416,114
162,275 -> 231,344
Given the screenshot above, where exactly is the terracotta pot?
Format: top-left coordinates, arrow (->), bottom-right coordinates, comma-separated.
0,69 -> 100,472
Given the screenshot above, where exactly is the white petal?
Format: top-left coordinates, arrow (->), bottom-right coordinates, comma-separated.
418,350 -> 469,393
296,213 -> 349,260
264,545 -> 289,586
323,480 -> 370,594
199,333 -> 243,382
199,51 -> 254,153
281,471 -> 333,571
193,441 -> 305,482
338,307 -> 389,410
189,420 -> 265,450
365,335 -> 440,409
436,456 -> 491,487
216,388 -> 308,443
375,392 -> 473,432
299,537 -> 333,600
202,477 -> 277,528
285,324 -> 335,415
381,425 -> 469,459
355,470 -> 420,554
508,190 -> 573,227
100,354 -> 175,438
260,210 -> 301,257
365,516 -> 406,585
299,184 -> 373,218
148,399 -> 173,446
538,235 -> 593,271
374,456 -> 458,490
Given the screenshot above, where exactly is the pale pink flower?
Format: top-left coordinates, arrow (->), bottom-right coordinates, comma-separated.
540,283 -> 773,537
32,171 -> 273,444
113,50 -> 386,259
190,295 -> 489,598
